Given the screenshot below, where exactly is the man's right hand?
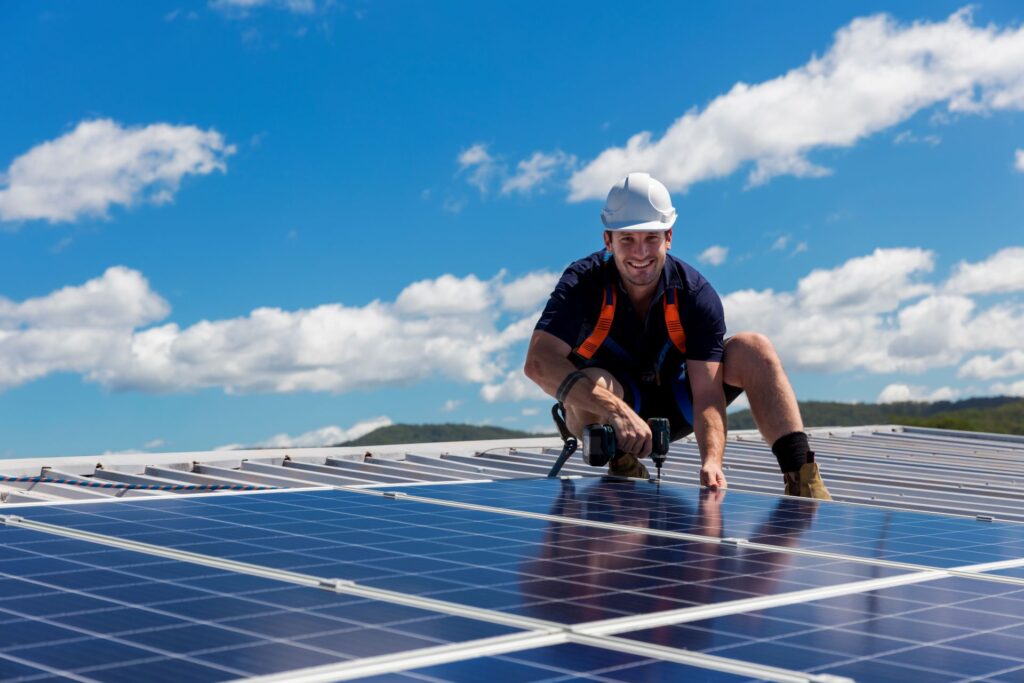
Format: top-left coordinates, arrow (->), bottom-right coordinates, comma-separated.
608,408 -> 652,458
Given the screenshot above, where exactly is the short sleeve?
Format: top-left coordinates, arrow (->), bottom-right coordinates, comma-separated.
683,282 -> 726,362
535,260 -> 598,348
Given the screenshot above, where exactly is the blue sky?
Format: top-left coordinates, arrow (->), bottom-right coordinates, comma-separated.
2,1 -> 1023,458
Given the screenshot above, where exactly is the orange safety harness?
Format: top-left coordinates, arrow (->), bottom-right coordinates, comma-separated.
573,279 -> 687,361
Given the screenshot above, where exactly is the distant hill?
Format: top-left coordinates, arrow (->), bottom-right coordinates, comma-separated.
333,396 -> 1024,447
729,396 -> 1024,435
338,423 -> 550,446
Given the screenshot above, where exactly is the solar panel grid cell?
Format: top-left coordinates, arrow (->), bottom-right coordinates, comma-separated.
619,576 -> 1024,682
386,478 -> 1024,569
0,525 -> 522,682
4,475 -> 1024,682
4,488 -> 917,628
359,642 -> 758,683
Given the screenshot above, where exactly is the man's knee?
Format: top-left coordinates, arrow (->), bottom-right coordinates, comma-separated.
724,332 -> 782,387
726,332 -> 779,363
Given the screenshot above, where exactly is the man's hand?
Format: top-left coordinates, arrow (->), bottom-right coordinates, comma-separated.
608,408 -> 652,458
700,464 -> 728,489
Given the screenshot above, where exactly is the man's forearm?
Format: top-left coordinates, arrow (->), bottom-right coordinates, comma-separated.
693,394 -> 727,467
523,334 -> 630,422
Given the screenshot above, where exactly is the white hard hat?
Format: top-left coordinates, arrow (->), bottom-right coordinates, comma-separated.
600,172 -> 677,232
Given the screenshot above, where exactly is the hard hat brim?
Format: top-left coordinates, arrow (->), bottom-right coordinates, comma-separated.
602,216 -> 677,232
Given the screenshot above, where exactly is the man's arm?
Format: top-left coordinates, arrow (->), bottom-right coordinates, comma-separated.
687,359 -> 728,489
524,330 -> 652,456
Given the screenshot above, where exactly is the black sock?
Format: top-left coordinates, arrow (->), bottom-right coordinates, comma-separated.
772,432 -> 814,473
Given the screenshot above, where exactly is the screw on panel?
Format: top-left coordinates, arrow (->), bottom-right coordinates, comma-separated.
721,537 -> 748,546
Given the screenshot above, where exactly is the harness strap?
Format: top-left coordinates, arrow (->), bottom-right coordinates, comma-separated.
573,281 -> 616,360
663,287 -> 687,355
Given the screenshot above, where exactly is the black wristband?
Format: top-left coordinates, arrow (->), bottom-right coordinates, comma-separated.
556,370 -> 587,403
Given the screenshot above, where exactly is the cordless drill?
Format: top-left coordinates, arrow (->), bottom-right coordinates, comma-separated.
582,417 -> 671,481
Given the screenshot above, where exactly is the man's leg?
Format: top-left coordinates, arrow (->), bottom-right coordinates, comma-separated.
563,368 -> 649,479
722,333 -> 831,500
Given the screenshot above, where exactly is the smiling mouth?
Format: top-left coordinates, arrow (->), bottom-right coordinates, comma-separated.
627,259 -> 655,271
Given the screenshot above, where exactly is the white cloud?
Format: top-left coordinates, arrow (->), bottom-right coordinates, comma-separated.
698,245 -> 729,266
958,350 -> 1024,380
481,370 -> 548,403
796,248 -> 933,314
143,439 -> 166,449
458,144 -> 500,194
771,235 -> 791,251
0,119 -> 234,224
441,399 -> 462,413
1016,149 -> 1024,172
211,0 -> 316,14
521,407 -> 540,416
501,151 -> 576,195
245,416 -> 393,449
497,270 -> 559,312
0,267 -> 543,396
459,145 -> 574,196
395,273 -> 492,315
945,247 -> 1024,295
723,247 -> 1024,375
877,383 -> 959,403
893,130 -> 941,146
568,9 -> 1024,200
990,379 -> 1024,397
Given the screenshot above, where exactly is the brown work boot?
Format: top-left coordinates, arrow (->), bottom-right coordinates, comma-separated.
783,462 -> 832,500
608,453 -> 650,479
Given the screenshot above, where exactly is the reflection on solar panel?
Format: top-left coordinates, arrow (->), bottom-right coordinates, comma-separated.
2,476 -> 1024,681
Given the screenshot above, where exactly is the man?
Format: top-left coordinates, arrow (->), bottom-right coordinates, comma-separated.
523,172 -> 830,499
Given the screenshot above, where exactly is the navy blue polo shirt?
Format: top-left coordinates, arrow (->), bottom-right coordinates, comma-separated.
536,251 -> 726,381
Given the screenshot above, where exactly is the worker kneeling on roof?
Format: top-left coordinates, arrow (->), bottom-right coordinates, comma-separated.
524,172 -> 831,499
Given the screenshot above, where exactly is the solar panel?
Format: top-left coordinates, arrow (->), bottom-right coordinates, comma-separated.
385,478 -> 1024,569
616,576 -> 1024,681
2,489 -> 916,627
0,525 -> 522,682
3,475 -> 1024,682
352,642 -> 757,682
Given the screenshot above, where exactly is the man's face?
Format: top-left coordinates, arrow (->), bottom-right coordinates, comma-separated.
604,229 -> 672,290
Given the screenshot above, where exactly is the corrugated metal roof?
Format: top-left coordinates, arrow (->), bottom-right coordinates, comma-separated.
3,425 -> 1023,523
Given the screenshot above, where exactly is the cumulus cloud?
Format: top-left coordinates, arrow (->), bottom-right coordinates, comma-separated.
395,274 -> 492,315
723,247 -> 1024,375
0,119 -> 234,224
0,268 -> 545,396
242,416 -> 393,449
1016,149 -> 1024,172
945,247 -> 1024,295
877,383 -> 959,403
958,350 -> 1024,380
497,270 -> 559,312
698,245 -> 729,266
569,9 -> 1024,200
481,370 -> 548,403
990,379 -> 1024,397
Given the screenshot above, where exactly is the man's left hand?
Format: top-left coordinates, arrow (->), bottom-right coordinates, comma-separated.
700,464 -> 728,490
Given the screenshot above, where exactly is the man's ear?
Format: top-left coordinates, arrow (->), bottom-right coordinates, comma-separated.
603,230 -> 613,251
665,228 -> 672,249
